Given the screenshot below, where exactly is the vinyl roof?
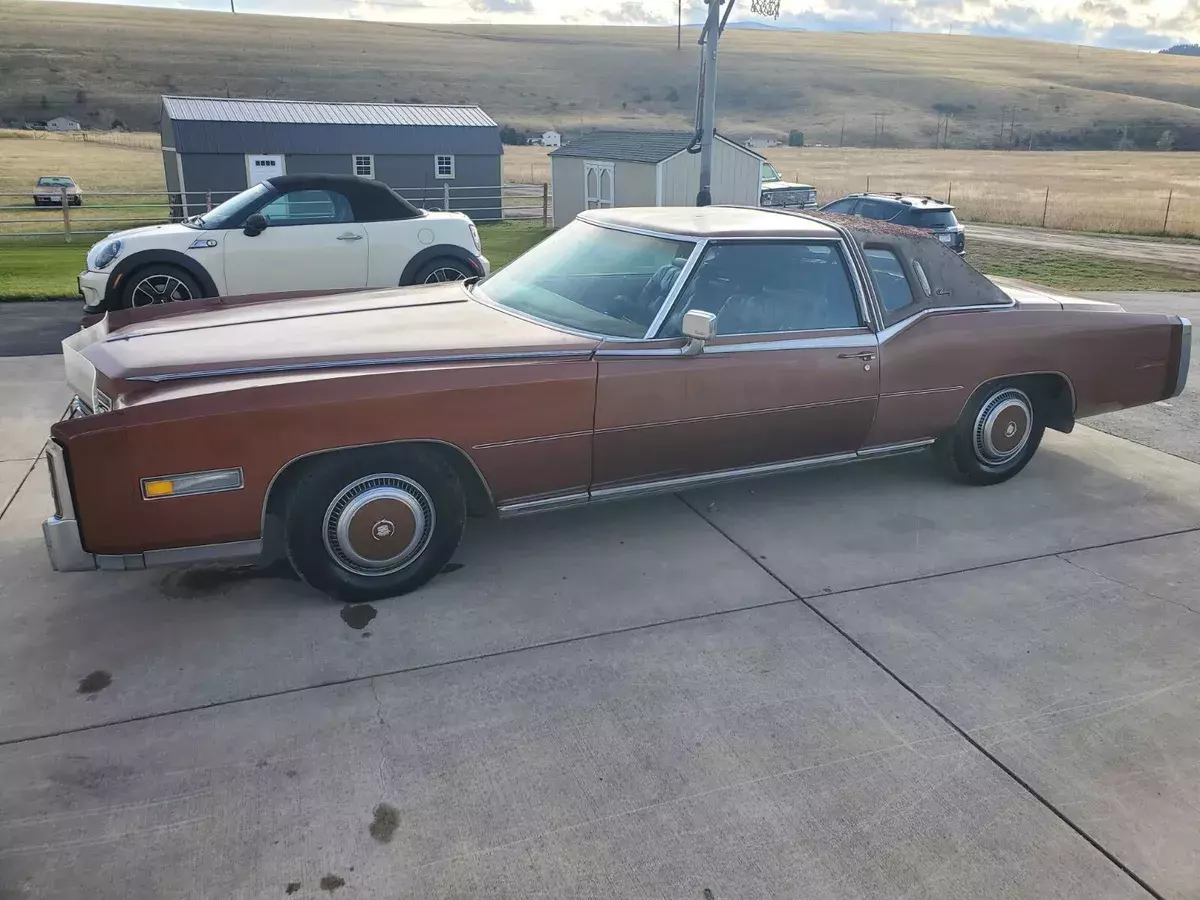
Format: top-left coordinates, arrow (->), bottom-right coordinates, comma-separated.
579,206 -> 839,239
550,130 -> 763,164
161,96 -> 498,128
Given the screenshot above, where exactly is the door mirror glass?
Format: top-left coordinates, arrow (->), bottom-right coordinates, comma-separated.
243,213 -> 267,237
681,309 -> 717,356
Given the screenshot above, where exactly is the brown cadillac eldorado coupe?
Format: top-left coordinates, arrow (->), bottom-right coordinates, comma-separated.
43,207 -> 1190,602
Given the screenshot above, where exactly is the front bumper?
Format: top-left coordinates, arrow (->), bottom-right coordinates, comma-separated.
42,442 -> 96,572
77,269 -> 111,313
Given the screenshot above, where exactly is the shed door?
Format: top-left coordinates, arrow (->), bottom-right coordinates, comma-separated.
246,154 -> 285,187
585,161 -> 614,209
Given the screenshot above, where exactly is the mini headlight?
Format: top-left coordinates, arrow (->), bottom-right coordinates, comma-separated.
89,239 -> 123,270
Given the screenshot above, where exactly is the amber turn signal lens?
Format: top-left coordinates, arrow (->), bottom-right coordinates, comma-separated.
140,468 -> 243,500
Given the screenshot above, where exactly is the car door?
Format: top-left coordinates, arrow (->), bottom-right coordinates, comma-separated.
592,239 -> 880,489
222,187 -> 368,295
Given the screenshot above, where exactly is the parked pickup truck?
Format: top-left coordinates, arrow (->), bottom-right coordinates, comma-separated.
759,161 -> 817,209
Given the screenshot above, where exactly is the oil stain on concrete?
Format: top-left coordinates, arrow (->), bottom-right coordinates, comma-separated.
285,882 -> 301,895
319,874 -> 345,892
339,604 -> 377,630
76,670 -> 111,695
369,802 -> 400,843
159,560 -> 299,599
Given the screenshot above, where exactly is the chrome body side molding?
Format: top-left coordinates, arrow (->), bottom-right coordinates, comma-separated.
496,439 -> 937,516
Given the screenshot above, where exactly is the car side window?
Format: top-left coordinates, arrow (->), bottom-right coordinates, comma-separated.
259,189 -> 354,227
855,199 -> 899,221
863,248 -> 915,313
823,199 -> 858,214
661,241 -> 862,337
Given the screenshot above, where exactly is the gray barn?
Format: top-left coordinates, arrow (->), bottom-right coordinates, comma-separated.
160,96 -> 503,220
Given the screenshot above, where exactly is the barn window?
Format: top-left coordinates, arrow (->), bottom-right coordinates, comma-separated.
353,155 -> 374,178
435,154 -> 455,179
584,161 -> 614,209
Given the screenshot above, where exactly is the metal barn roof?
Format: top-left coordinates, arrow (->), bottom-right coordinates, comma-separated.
550,130 -> 762,164
161,96 -> 498,128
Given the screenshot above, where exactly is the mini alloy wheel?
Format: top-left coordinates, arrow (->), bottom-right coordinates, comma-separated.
130,273 -> 195,307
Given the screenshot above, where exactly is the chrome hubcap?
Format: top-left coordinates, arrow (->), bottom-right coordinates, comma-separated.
973,388 -> 1032,466
130,274 -> 193,307
322,475 -> 435,577
423,267 -> 465,284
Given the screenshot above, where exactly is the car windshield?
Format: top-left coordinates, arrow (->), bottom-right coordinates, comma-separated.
761,162 -> 782,181
195,182 -> 274,229
476,220 -> 695,338
37,177 -> 73,187
906,208 -> 959,228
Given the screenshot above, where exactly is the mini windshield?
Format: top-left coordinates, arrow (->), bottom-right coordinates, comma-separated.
37,177 -> 74,187
761,162 -> 783,182
195,183 -> 273,229
476,220 -> 695,338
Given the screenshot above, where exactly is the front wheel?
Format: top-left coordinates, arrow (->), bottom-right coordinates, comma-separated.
120,264 -> 202,309
283,447 -> 466,603
413,257 -> 473,285
937,380 -> 1044,485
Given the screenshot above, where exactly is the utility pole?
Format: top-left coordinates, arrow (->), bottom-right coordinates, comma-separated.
695,0 -> 723,206
839,112 -> 846,148
677,0 -> 682,51
230,0 -> 235,11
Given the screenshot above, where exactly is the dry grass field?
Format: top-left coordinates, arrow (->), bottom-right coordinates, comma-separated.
4,0 -> 1200,150
3,133 -> 1199,238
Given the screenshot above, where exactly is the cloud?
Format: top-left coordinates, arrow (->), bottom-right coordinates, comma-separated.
599,1 -> 669,24
467,0 -> 532,11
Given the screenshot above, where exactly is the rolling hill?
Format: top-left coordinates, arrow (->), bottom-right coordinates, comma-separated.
3,0 -> 1200,149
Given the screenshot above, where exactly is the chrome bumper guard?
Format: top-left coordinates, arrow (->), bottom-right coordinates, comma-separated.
42,442 -> 97,572
1170,317 -> 1191,399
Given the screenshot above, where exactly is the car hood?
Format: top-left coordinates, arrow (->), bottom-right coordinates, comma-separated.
65,284 -> 599,397
104,222 -> 197,242
761,179 -> 815,191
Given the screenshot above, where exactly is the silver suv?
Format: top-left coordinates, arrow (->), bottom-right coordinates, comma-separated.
821,192 -> 966,255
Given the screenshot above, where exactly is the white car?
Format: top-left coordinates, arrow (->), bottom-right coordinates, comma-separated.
78,174 -> 490,313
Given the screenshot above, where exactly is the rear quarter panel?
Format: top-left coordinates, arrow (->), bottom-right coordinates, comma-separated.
56,357 -> 596,555
867,307 -> 1177,447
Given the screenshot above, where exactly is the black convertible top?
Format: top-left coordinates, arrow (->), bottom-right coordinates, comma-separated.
264,174 -> 422,222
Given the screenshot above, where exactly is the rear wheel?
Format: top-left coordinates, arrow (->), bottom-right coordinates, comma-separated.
413,257 -> 472,285
283,447 -> 466,603
120,264 -> 202,309
937,380 -> 1044,485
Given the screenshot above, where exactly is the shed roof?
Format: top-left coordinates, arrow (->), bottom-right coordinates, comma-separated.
161,96 -> 497,128
550,131 -> 762,164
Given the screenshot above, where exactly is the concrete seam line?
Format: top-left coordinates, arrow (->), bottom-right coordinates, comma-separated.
675,493 -> 1167,900
0,445 -> 47,523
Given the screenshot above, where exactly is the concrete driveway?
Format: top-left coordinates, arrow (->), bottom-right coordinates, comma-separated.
1,299 -> 1198,899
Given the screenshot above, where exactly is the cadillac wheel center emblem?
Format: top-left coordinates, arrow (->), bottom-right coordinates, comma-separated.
1004,422 -> 1018,438
372,519 -> 396,540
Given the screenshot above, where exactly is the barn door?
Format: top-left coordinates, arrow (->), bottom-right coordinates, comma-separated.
585,161 -> 614,209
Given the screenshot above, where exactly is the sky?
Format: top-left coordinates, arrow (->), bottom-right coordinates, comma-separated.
37,0 -> 1200,50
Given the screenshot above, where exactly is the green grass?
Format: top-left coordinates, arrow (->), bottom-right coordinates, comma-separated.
967,241 -> 1200,292
0,242 -> 86,300
0,223 -> 550,301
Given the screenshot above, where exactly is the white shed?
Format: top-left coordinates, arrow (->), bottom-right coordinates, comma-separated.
46,116 -> 82,132
549,130 -> 763,227
541,130 -> 562,148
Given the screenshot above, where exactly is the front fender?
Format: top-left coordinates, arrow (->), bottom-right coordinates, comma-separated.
103,249 -> 220,310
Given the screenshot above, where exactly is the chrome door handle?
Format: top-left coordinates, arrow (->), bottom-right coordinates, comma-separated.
337,233 -> 363,241
838,351 -> 876,361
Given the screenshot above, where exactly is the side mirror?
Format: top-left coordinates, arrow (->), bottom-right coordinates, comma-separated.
243,213 -> 267,237
681,309 -> 717,356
